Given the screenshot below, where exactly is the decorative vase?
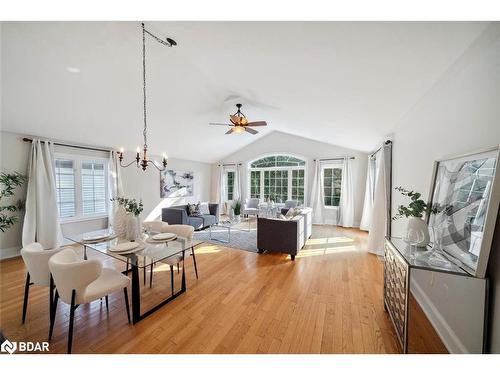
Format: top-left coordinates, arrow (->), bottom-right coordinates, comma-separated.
125,214 -> 141,241
406,217 -> 430,247
228,208 -> 235,221
234,214 -> 241,223
111,206 -> 127,238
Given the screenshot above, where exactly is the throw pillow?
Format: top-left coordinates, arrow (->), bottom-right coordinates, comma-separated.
188,203 -> 202,216
200,202 -> 210,215
285,208 -> 295,219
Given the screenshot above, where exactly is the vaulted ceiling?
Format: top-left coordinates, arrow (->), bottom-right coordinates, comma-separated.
1,21 -> 489,162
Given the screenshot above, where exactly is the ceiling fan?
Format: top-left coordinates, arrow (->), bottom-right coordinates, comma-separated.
209,104 -> 267,135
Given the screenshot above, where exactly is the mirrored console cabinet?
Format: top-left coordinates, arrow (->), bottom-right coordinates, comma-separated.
384,237 -> 489,353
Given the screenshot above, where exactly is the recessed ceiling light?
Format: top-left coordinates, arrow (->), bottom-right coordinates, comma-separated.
66,67 -> 80,73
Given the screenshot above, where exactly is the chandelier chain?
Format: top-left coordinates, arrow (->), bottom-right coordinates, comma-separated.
142,23 -> 148,151
119,22 -> 176,172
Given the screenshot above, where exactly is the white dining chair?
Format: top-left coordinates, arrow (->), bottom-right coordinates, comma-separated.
20,243 -> 62,328
48,247 -> 131,354
143,221 -> 197,293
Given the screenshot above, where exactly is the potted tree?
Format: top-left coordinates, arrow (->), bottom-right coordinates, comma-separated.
0,172 -> 27,232
232,199 -> 242,223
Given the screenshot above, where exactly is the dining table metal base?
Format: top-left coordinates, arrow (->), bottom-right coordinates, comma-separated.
122,250 -> 187,324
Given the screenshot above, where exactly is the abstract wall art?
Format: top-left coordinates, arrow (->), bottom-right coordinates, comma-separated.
160,170 -> 194,198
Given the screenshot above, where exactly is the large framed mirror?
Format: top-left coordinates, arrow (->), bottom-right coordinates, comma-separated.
427,146 -> 500,277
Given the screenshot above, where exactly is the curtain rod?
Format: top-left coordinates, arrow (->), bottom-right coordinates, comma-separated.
217,163 -> 242,167
313,157 -> 355,162
370,140 -> 393,158
22,137 -> 112,153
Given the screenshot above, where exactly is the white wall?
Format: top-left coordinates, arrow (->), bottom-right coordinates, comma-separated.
0,131 -> 30,257
391,24 -> 500,353
0,131 -> 213,259
213,131 -> 368,226
120,152 -> 212,222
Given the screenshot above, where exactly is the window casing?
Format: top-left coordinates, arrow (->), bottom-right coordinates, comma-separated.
322,164 -> 342,207
54,154 -> 109,221
248,154 -> 306,204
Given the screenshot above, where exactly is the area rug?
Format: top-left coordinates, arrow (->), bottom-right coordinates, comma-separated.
193,220 -> 258,253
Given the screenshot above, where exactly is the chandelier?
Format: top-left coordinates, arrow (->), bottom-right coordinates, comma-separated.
119,23 -> 177,171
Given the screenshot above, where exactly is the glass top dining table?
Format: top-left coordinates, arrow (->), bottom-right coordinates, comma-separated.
65,228 -> 203,268
65,228 -> 204,324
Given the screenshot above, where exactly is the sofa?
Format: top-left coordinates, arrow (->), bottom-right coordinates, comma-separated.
280,207 -> 313,240
257,215 -> 305,260
162,204 -> 219,230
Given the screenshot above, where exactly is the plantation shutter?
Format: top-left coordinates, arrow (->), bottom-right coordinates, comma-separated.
81,162 -> 106,215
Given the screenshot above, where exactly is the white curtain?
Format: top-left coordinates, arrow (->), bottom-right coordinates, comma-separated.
22,139 -> 62,249
108,151 -> 124,228
215,164 -> 225,217
338,157 -> 355,227
360,155 -> 375,231
310,160 -> 325,224
234,164 -> 242,202
367,144 -> 391,255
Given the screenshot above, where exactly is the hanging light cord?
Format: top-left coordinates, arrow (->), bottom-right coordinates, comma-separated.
142,23 -> 148,153
119,22 -> 176,171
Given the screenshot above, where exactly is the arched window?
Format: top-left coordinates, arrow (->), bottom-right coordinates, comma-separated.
248,154 -> 306,204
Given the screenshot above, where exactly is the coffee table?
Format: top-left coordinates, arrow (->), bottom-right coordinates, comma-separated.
209,222 -> 232,243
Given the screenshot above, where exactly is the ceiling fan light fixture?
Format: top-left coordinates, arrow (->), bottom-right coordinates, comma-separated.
233,126 -> 245,134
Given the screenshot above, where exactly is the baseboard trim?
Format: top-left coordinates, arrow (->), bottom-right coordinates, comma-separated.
0,246 -> 21,260
410,278 -> 468,353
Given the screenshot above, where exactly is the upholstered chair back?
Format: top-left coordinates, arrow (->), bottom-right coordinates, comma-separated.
21,242 -> 62,286
246,198 -> 260,209
143,220 -> 170,233
48,248 -> 102,305
285,200 -> 299,209
165,225 -> 194,244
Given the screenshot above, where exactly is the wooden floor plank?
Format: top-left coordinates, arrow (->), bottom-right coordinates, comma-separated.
0,225 -> 446,354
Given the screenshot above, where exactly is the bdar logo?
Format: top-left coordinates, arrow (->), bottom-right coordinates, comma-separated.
1,339 -> 17,354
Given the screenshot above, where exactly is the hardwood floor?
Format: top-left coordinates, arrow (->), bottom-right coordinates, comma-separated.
0,225 -> 446,354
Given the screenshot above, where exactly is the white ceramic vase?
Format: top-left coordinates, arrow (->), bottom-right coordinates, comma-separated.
406,217 -> 430,247
125,214 -> 142,241
111,206 -> 127,238
233,214 -> 241,223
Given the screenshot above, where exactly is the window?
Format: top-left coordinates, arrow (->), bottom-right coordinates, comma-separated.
250,170 -> 261,198
291,169 -> 305,203
323,166 -> 342,207
248,154 -> 306,204
226,171 -> 235,201
55,160 -> 76,218
81,162 -> 107,215
54,155 -> 109,220
264,170 -> 288,203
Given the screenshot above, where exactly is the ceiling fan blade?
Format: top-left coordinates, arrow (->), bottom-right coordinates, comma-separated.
209,122 -> 232,126
245,127 -> 258,135
225,128 -> 235,135
246,121 -> 267,127
230,115 -> 241,125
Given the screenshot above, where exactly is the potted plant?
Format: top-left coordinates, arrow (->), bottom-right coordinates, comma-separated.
111,196 -> 144,240
232,199 -> 242,223
0,172 -> 27,233
392,186 -> 437,247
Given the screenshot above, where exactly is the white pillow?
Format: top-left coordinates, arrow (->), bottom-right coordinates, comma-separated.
200,202 -> 210,215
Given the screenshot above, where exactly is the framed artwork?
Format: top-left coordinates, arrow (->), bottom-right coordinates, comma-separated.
427,146 -> 500,278
160,170 -> 194,198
